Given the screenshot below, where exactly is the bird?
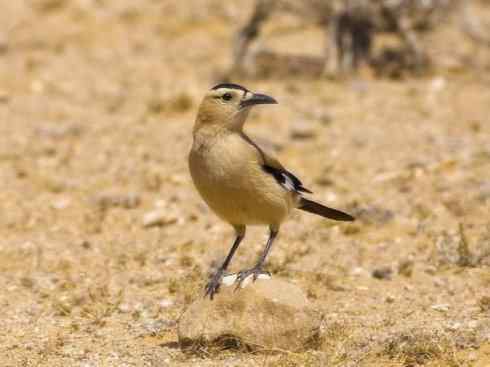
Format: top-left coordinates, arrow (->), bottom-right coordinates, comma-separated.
188,83 -> 354,299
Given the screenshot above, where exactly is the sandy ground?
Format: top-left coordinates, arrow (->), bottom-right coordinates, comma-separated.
1,1 -> 490,366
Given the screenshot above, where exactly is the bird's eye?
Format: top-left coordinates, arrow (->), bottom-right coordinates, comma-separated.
222,93 -> 233,101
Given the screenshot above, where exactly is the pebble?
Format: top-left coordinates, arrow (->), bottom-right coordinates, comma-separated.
290,121 -> 316,140
433,278 -> 445,287
158,299 -> 174,308
431,303 -> 450,312
142,319 -> 176,335
424,265 -> 437,275
446,322 -> 461,331
479,296 -> 490,312
36,124 -> 83,139
351,267 -> 366,277
94,191 -> 141,210
142,209 -> 177,228
398,258 -> 414,277
372,266 -> 393,280
118,303 -> 132,313
430,76 -> 447,93
385,295 -> 396,303
51,197 -> 71,210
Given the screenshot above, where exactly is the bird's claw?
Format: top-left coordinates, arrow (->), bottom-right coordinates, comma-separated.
204,269 -> 227,300
205,267 -> 272,298
234,267 -> 271,290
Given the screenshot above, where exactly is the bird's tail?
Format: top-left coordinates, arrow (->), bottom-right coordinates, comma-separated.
298,198 -> 354,221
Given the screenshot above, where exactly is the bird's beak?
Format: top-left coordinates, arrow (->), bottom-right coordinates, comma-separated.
240,92 -> 278,109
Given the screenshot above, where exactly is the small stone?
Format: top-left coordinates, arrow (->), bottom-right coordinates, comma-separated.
429,77 -> 446,93
142,209 -> 177,228
424,265 -> 437,275
433,278 -> 445,287
398,258 -> 414,277
372,266 -> 393,280
431,304 -> 450,312
158,299 -> 174,308
51,197 -> 71,210
446,322 -> 461,331
142,319 -> 176,335
350,267 -> 366,277
385,295 -> 395,303
79,240 -> 91,250
94,191 -> 141,210
290,121 -> 316,140
478,296 -> 490,312
178,278 -> 322,352
36,124 -> 83,139
118,303 -> 132,313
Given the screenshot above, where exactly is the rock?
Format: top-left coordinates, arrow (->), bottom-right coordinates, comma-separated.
178,278 -> 322,352
142,209 -> 177,228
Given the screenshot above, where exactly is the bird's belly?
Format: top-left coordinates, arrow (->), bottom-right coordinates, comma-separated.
189,151 -> 291,226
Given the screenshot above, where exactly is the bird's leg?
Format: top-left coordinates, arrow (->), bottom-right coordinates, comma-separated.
235,227 -> 278,289
205,226 -> 245,299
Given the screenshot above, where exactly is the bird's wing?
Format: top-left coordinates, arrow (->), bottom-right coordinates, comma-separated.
262,160 -> 313,194
240,133 -> 313,194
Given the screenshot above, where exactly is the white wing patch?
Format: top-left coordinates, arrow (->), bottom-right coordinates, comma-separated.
281,173 -> 296,192
262,164 -> 313,194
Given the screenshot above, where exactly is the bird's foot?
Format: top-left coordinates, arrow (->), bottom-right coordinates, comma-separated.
235,267 -> 271,290
204,269 -> 228,300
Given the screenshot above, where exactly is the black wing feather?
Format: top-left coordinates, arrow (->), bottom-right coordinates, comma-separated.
263,165 -> 313,194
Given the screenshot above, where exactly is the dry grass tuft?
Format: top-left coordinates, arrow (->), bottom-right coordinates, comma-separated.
380,330 -> 463,367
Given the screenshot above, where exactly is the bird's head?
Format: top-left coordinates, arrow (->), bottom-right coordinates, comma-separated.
194,83 -> 277,133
